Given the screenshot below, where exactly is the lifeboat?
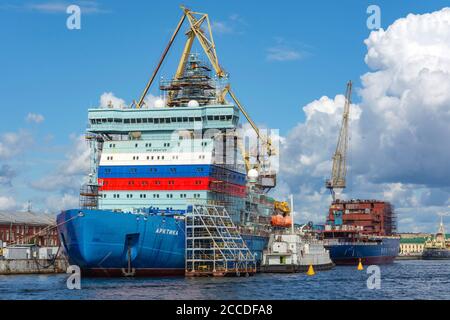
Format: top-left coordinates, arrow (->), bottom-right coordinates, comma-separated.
271,214 -> 292,228
283,215 -> 293,227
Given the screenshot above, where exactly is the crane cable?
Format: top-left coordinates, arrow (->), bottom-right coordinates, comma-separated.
32,245 -> 62,270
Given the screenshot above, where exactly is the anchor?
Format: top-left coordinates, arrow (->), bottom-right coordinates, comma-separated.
121,246 -> 136,277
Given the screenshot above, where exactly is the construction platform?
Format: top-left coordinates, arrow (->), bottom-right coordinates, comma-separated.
185,205 -> 256,277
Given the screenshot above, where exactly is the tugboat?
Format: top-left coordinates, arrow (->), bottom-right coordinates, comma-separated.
261,232 -> 334,273
422,217 -> 450,260
261,197 -> 334,273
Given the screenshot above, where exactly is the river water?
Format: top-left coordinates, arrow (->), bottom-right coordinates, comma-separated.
1,260 -> 449,300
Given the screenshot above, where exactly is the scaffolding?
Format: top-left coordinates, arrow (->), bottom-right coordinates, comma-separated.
160,54 -> 217,107
79,183 -> 100,209
327,200 -> 397,236
185,205 -> 256,277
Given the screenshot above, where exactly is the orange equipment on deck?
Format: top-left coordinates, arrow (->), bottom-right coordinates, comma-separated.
271,214 -> 292,228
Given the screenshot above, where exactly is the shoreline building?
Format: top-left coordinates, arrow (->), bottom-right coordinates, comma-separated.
422,219 -> 450,260
398,234 -> 428,259
0,211 -> 59,248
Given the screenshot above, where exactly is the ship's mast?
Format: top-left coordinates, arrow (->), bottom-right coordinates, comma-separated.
326,81 -> 352,201
290,194 -> 295,234
438,215 -> 445,235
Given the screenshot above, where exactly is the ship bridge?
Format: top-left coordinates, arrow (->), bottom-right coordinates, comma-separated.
87,104 -> 240,134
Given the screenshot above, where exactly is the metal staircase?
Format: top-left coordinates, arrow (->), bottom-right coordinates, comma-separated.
185,205 -> 256,277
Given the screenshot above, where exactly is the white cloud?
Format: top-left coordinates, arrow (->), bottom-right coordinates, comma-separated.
356,8 -> 450,187
266,47 -> 302,62
99,92 -> 164,109
27,2 -> 69,13
100,92 -> 126,109
30,134 -> 89,192
143,94 -> 165,108
266,38 -> 310,62
0,164 -> 16,186
45,193 -> 79,212
211,21 -> 233,34
211,14 -> 246,35
26,113 -> 45,124
280,95 -> 360,181
0,130 -> 33,159
0,196 -> 17,211
64,134 -> 90,176
275,8 -> 450,232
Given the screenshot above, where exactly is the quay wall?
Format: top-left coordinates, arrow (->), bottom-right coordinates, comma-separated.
0,259 -> 68,275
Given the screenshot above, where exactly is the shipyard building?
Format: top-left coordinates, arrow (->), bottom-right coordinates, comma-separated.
0,211 -> 59,248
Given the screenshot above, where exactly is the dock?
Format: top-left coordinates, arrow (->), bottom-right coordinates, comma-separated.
0,244 -> 68,275
0,258 -> 67,275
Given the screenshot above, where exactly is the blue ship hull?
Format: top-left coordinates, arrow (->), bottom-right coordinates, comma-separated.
57,209 -> 268,277
325,238 -> 400,265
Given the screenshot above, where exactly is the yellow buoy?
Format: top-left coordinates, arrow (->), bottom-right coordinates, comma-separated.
357,258 -> 364,270
306,264 -> 315,276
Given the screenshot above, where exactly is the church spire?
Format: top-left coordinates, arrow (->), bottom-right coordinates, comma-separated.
437,216 -> 445,236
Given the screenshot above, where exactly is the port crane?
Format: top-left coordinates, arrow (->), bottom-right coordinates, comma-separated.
136,6 -> 277,189
326,81 -> 352,201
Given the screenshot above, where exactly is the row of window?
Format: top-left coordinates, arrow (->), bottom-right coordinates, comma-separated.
91,115 -> 235,125
0,232 -> 58,246
100,168 -> 245,184
103,193 -> 201,199
102,167 -> 206,174
0,228 -> 58,241
1,225 -> 54,235
104,180 -> 204,186
108,142 -> 209,149
104,154 -> 206,161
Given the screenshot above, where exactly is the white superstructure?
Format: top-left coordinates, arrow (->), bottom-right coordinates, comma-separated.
262,233 -> 334,272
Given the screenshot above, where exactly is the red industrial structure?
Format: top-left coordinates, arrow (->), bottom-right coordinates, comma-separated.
0,211 -> 59,247
326,199 -> 397,236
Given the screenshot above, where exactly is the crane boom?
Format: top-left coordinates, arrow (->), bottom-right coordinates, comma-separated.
180,6 -> 276,175
135,6 -> 276,186
183,7 -> 225,78
326,81 -> 352,201
227,87 -> 275,157
181,7 -> 272,146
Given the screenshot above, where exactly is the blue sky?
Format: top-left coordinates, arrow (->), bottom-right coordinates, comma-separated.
2,0 -> 449,135
1,0 -> 450,231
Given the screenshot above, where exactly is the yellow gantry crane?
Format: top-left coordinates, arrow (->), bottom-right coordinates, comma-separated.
326,81 -> 352,201
135,6 -> 276,188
